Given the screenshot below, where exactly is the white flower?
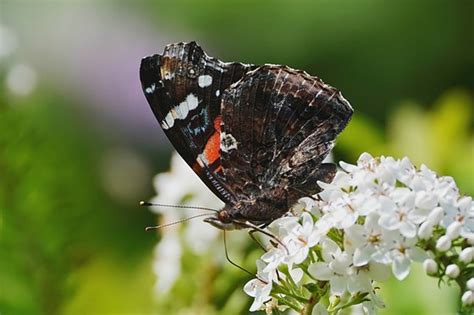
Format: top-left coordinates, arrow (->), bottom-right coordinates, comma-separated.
441,196 -> 474,238
308,239 -> 352,295
243,153 -> 473,313
288,212 -> 324,264
262,217 -> 300,274
348,262 -> 391,293
344,212 -> 397,266
152,232 -> 182,293
422,258 -> 438,275
445,264 -> 460,278
261,248 -> 287,276
378,191 -> 427,238
387,236 -> 427,280
244,260 -> 273,311
149,152 -> 225,294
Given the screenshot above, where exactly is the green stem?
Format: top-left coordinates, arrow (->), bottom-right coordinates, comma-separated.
271,293 -> 302,312
300,281 -> 328,315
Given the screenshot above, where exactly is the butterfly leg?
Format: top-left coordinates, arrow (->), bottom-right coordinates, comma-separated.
244,223 -> 289,255
248,229 -> 268,252
248,228 -> 284,282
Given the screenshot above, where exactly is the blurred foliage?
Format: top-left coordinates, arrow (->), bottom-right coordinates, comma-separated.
0,93 -> 156,314
151,0 -> 473,123
337,90 -> 474,195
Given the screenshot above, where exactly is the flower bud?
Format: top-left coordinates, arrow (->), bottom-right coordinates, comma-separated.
446,221 -> 462,239
422,258 -> 438,275
459,247 -> 474,264
329,295 -> 340,306
467,234 -> 474,246
445,264 -> 460,278
418,221 -> 433,240
461,290 -> 474,306
436,235 -> 451,252
467,278 -> 474,291
426,207 -> 444,225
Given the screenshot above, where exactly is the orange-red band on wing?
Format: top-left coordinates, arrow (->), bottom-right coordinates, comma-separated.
203,115 -> 222,167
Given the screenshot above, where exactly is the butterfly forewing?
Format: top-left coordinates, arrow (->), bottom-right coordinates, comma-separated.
140,42 -> 256,204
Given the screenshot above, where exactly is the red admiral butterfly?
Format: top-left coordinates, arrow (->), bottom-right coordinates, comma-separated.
140,42 -> 353,230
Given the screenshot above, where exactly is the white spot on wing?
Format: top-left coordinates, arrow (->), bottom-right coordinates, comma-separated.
220,132 -> 238,153
197,154 -> 208,167
160,94 -> 200,130
161,112 -> 174,129
145,83 -> 155,94
215,90 -> 220,97
185,93 -> 199,110
198,75 -> 213,88
164,72 -> 174,80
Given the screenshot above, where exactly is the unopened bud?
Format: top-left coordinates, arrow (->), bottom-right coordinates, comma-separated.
446,221 -> 462,239
459,247 -> 474,264
418,221 -> 433,239
422,259 -> 438,275
467,278 -> 474,291
445,264 -> 460,278
329,295 -> 340,306
427,207 -> 444,225
467,234 -> 474,246
436,235 -> 451,252
461,290 -> 474,306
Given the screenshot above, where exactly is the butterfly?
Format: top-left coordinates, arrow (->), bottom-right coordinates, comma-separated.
140,42 -> 353,230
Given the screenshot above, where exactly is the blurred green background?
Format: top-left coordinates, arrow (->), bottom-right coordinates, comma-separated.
0,1 -> 472,314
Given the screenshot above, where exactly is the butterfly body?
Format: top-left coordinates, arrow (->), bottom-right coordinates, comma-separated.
140,42 -> 353,229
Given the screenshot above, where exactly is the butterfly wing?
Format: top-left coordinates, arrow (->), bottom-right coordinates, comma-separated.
140,42 -> 256,203
219,65 -> 353,204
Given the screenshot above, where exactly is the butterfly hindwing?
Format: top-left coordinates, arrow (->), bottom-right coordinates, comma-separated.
219,65 -> 353,204
140,42 -> 256,203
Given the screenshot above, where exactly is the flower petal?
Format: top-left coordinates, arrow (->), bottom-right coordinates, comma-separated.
392,256 -> 411,280
308,262 -> 333,280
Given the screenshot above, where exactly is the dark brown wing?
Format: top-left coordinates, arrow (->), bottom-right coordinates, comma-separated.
219,65 -> 353,200
140,42 -> 256,204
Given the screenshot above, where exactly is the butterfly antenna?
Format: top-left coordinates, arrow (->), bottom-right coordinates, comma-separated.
223,230 -> 254,277
140,201 -> 218,212
145,213 -> 212,231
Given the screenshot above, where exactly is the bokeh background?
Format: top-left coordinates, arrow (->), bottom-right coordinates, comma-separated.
1,1 -> 473,314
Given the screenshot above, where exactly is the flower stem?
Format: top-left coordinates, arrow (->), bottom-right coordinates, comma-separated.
301,281 -> 328,315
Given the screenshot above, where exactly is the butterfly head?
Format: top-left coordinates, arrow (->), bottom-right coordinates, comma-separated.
204,206 -> 248,230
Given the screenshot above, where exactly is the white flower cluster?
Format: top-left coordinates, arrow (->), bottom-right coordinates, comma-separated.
244,153 -> 474,314
149,153 -> 224,293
